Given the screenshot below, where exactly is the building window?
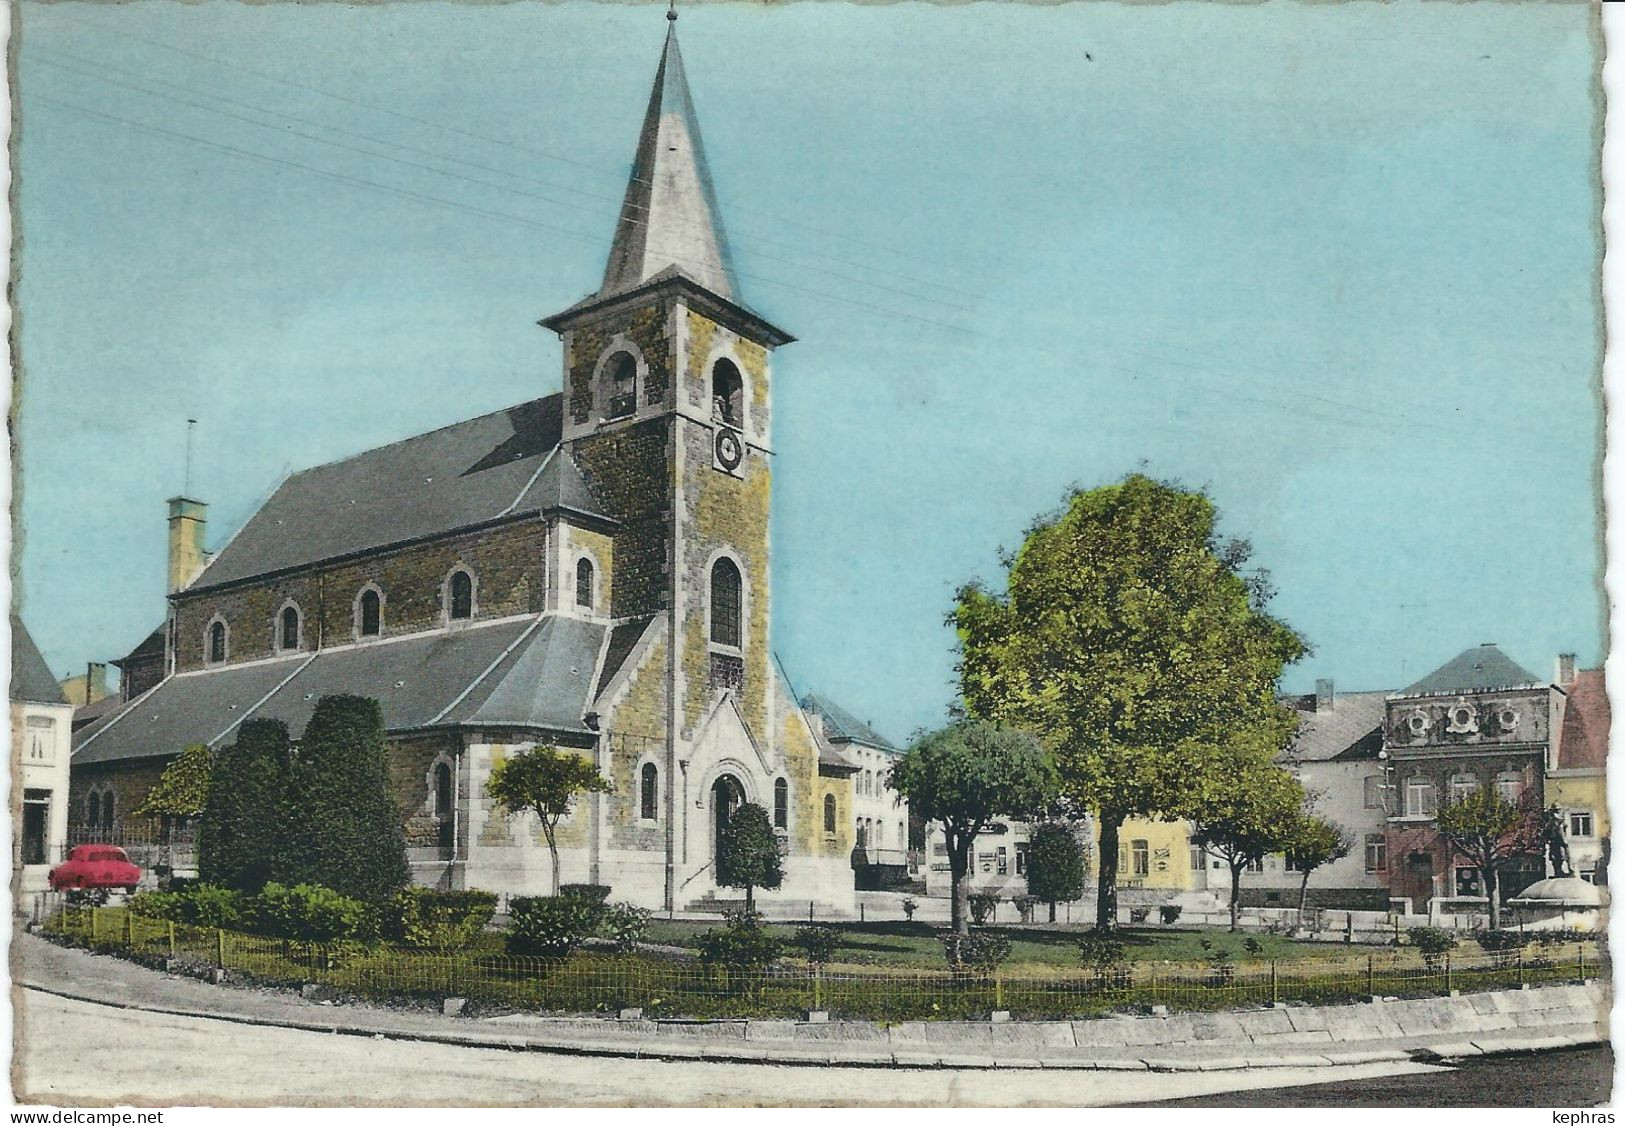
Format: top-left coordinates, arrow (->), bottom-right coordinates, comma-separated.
1015,843 -> 1029,875
357,588 -> 382,638
1246,856 -> 1264,873
86,792 -> 100,830
605,351 -> 638,419
1454,866 -> 1482,897
279,605 -> 301,651
1190,846 -> 1204,871
709,558 -> 742,648
1364,775 -> 1389,810
447,569 -> 474,621
773,778 -> 788,830
206,619 -> 228,664
1495,769 -> 1524,804
823,794 -> 836,834
1405,777 -> 1437,818
856,820 -> 867,847
1569,811 -> 1595,838
25,716 -> 54,763
101,791 -> 115,831
640,763 -> 658,821
576,558 -> 595,610
996,846 -> 1009,875
1448,771 -> 1480,806
1365,834 -> 1387,873
1131,839 -> 1150,878
711,358 -> 744,427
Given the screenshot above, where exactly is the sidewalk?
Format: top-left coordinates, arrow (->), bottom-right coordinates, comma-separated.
11,932 -> 1607,1072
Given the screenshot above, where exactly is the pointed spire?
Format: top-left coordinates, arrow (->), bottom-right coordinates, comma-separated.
598,19 -> 738,302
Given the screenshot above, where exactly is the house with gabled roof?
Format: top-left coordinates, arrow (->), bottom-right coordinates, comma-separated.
70,16 -> 875,913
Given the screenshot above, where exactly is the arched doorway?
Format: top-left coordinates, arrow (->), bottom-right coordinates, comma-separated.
711,774 -> 744,865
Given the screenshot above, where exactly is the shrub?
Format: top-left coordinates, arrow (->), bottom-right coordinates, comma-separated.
1159,905 -> 1183,925
941,931 -> 1011,973
969,893 -> 999,925
1076,932 -> 1126,970
559,884 -> 612,905
130,883 -> 246,929
390,888 -> 498,952
600,903 -> 653,955
901,897 -> 918,921
1475,929 -> 1531,953
507,895 -> 601,958
696,910 -> 781,974
1012,894 -> 1040,923
791,924 -> 842,966
251,883 -> 373,944
1408,926 -> 1458,969
128,890 -> 186,921
1243,936 -> 1263,956
198,719 -> 290,894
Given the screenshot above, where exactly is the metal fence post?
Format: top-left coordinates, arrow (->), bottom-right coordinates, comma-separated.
215,928 -> 226,969
1516,947 -> 1524,987
124,909 -> 134,947
1577,943 -> 1585,981
1366,953 -> 1374,996
814,967 -> 822,1012
1444,953 -> 1452,994
90,908 -> 99,943
994,972 -> 1004,1010
168,921 -> 177,957
1270,960 -> 1278,1005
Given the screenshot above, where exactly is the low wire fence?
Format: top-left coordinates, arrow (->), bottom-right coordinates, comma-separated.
42,906 -> 1603,1023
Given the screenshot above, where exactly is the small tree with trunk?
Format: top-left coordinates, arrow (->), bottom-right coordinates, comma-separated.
1026,821 -> 1087,923
1435,789 -> 1540,931
134,742 -> 216,885
887,720 -> 1057,936
1283,813 -> 1353,924
199,720 -> 291,894
1190,761 -> 1305,931
485,745 -> 612,896
716,801 -> 782,913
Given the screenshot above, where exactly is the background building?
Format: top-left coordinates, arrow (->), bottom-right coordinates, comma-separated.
12,617 -> 72,895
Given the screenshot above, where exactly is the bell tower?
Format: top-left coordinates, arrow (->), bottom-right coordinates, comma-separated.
541,12 -> 795,895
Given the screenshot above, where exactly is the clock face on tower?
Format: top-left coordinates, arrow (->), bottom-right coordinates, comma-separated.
714,426 -> 744,473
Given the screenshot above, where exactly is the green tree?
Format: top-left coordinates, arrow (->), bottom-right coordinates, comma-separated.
485,745 -> 612,895
280,695 -> 409,902
198,720 -> 291,894
1026,821 -> 1087,923
954,474 -> 1306,930
887,720 -> 1057,935
1435,789 -> 1540,930
1191,760 -> 1305,931
716,801 -> 783,913
1283,813 -> 1353,922
133,743 -> 214,821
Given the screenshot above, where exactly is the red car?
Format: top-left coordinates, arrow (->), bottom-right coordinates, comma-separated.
48,845 -> 142,893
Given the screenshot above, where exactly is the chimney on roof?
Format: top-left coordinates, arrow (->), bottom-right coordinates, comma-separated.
167,496 -> 209,593
1315,678 -> 1334,711
1556,653 -> 1577,686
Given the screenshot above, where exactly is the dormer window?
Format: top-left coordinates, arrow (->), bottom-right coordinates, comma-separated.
357,587 -> 382,639
206,618 -> 228,665
576,557 -> 595,610
279,605 -> 301,651
607,352 -> 637,419
447,568 -> 474,621
712,359 -> 743,428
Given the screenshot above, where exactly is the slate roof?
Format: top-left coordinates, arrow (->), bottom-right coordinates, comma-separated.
800,693 -> 897,752
114,626 -> 165,668
190,396 -> 610,591
1283,689 -> 1387,763
594,616 -> 656,700
73,615 -> 606,766
11,617 -> 67,706
1400,643 -> 1542,697
1557,668 -> 1608,771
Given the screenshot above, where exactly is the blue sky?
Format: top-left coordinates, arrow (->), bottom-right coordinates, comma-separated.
13,1 -> 1602,742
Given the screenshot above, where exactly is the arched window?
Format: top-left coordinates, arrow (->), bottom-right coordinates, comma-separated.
1449,772 -> 1480,805
358,588 -> 382,638
86,792 -> 101,829
606,351 -> 637,419
280,605 -> 301,651
640,763 -> 658,821
709,558 -> 742,648
823,793 -> 836,834
433,762 -> 453,821
1406,777 -> 1438,818
711,358 -> 744,427
856,819 -> 867,847
447,569 -> 474,621
207,620 -> 227,664
101,792 -> 115,830
774,778 -> 788,829
576,558 -> 595,610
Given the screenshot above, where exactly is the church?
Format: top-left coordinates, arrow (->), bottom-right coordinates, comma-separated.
69,16 -> 883,914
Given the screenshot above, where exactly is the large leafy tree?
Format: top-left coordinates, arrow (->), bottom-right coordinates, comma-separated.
1026,821 -> 1087,923
716,801 -> 783,913
485,745 -> 612,895
199,720 -> 290,894
1190,760 -> 1306,931
955,474 -> 1306,930
887,720 -> 1057,935
1435,789 -> 1540,930
135,743 -> 214,822
280,695 -> 410,902
1283,812 -> 1354,922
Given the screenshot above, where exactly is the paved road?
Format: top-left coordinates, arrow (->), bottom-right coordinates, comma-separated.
13,989 -> 1444,1107
1137,1044 -> 1615,1108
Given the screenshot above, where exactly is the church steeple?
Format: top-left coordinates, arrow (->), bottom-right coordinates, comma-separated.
598,18 -> 738,303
